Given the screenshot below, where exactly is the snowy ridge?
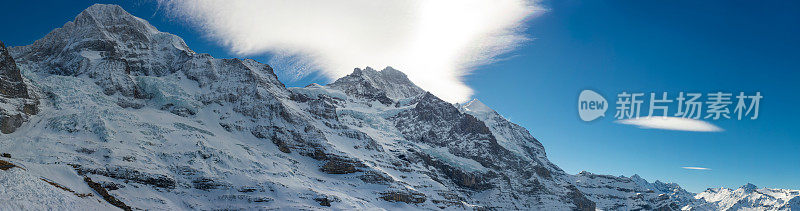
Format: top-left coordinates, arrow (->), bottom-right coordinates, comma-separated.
685,184 -> 800,210
459,99 -> 549,163
0,4 -> 796,211
327,66 -> 425,104
571,171 -> 698,210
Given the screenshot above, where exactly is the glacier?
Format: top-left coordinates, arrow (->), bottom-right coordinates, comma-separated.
0,4 -> 796,211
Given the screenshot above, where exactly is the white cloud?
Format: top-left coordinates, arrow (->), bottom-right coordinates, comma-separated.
160,0 -> 543,102
616,117 -> 723,132
682,167 -> 712,170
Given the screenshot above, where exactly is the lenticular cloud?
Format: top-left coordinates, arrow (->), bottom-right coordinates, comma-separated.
616,117 -> 724,132
160,0 -> 543,102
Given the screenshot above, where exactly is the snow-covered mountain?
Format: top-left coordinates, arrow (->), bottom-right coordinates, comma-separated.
572,171 -> 698,210
0,4 -> 796,210
684,184 -> 800,211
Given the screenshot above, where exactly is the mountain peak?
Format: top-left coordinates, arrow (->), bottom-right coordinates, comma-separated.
378,66 -> 406,77
740,183 -> 758,192
81,4 -> 128,17
349,66 -> 409,80
351,66 -> 375,75
74,4 -> 157,34
329,66 -> 423,100
462,99 -> 494,114
11,4 -> 194,78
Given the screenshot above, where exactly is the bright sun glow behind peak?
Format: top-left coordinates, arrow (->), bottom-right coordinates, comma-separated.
161,0 -> 543,102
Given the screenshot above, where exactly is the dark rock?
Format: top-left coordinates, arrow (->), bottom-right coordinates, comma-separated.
73,165 -> 176,189
416,151 -> 494,190
272,136 -> 292,153
22,102 -> 38,115
320,157 -> 363,174
84,176 -> 132,211
0,41 -> 29,99
533,165 -> 552,179
0,41 -> 37,134
193,177 -> 226,190
0,113 -> 23,134
566,185 -> 596,211
379,191 -> 426,204
76,148 -> 96,154
251,125 -> 326,154
249,197 -> 273,203
653,202 -> 681,211
311,149 -> 327,160
238,187 -> 258,193
358,171 -> 394,184
101,182 -> 125,191
306,96 -> 338,120
0,160 -> 16,170
315,197 -> 332,207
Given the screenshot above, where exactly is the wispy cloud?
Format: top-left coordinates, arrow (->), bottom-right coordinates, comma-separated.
682,166 -> 712,170
616,117 -> 723,132
159,0 -> 544,102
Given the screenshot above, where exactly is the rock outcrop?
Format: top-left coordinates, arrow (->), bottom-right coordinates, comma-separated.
0,41 -> 37,134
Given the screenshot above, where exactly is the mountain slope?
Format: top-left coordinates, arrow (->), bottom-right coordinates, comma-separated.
685,184 -> 800,211
571,171 -> 698,210
0,41 -> 38,134
0,4 -> 795,211
1,4 -> 592,210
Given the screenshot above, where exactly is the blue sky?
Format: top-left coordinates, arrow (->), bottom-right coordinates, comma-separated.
1,0 -> 798,192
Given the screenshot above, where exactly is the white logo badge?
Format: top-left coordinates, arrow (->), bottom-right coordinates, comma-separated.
578,90 -> 608,121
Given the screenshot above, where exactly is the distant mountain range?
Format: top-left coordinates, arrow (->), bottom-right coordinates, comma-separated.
0,4 -> 796,210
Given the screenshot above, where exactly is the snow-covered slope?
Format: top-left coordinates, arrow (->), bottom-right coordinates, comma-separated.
685,184 -> 800,211
571,171 -> 698,210
459,99 -> 549,163
0,159 -> 118,210
0,4 -> 592,210
0,4 -> 795,211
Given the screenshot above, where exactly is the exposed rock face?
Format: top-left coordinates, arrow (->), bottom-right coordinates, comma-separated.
10,4 -> 194,75
0,41 -> 29,99
0,114 -> 24,134
0,41 -> 37,134
379,191 -> 427,204
328,66 -> 423,104
5,3 -> 790,211
10,4 -> 195,98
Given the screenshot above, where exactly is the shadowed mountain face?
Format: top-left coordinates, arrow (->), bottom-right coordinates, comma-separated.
0,41 -> 29,99
0,41 -> 37,134
1,4 -> 794,211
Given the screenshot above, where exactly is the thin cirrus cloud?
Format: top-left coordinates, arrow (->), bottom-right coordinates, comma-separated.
615,117 -> 724,132
682,167 -> 712,171
159,0 -> 544,102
